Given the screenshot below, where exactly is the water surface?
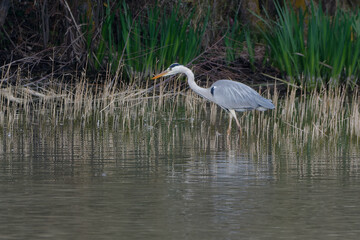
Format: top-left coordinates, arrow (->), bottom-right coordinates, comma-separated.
1,118 -> 359,239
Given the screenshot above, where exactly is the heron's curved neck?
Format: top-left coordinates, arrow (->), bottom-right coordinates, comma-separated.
180,66 -> 209,98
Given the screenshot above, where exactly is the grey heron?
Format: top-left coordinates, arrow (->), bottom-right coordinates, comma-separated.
152,63 -> 275,135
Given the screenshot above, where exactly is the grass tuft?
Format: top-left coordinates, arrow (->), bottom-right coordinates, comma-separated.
87,1 -> 209,81
256,0 -> 360,89
1,68 -> 359,145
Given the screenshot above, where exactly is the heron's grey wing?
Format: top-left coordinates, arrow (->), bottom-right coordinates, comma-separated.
210,80 -> 274,112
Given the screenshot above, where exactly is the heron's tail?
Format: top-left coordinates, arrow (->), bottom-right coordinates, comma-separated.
256,97 -> 275,111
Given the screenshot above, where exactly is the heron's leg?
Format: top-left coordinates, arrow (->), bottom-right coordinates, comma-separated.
227,112 -> 233,136
229,109 -> 241,134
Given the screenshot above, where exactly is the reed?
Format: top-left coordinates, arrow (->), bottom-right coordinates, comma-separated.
224,13 -> 244,63
257,1 -> 360,88
89,1 -> 209,80
1,66 -> 359,145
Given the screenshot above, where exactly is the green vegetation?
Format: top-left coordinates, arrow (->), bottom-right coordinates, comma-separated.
88,1 -> 209,79
258,1 -> 360,88
224,11 -> 244,63
3,1 -> 360,88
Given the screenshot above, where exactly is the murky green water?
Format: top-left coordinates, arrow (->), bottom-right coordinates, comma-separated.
1,116 -> 360,239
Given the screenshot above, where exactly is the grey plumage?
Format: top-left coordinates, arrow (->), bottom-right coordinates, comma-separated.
209,80 -> 275,112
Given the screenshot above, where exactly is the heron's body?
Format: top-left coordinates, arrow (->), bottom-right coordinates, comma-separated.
152,63 -> 275,135
205,80 -> 274,112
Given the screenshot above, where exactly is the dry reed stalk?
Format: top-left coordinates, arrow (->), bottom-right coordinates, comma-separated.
1,67 -> 360,147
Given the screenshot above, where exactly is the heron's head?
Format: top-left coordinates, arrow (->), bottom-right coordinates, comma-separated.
151,63 -> 183,79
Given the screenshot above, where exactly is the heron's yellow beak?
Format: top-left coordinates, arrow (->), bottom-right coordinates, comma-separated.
151,70 -> 169,80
